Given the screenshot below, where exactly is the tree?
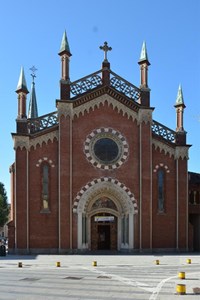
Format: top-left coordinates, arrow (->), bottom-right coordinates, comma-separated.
0,183 -> 9,227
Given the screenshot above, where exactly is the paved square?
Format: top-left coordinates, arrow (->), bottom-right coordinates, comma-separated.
0,254 -> 200,299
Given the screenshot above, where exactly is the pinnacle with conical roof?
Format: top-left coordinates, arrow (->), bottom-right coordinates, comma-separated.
175,84 -> 185,106
59,30 -> 71,55
16,67 -> 29,93
139,41 -> 150,65
28,80 -> 38,119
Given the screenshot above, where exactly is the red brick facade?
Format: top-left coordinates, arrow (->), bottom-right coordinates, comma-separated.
8,37 -> 192,254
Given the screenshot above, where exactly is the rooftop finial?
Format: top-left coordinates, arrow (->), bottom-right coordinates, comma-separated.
28,66 -> 38,119
99,41 -> 112,62
30,65 -> 37,83
16,66 -> 29,93
59,30 -> 71,55
139,41 -> 150,64
175,84 -> 185,105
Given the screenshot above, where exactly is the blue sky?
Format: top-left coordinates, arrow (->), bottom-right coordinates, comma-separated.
0,0 -> 199,200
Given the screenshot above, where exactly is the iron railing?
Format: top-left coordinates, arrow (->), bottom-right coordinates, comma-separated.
152,120 -> 176,142
27,111 -> 58,133
27,69 -> 175,143
70,69 -> 141,102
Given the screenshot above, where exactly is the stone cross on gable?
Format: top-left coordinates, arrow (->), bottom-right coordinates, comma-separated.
99,42 -> 112,62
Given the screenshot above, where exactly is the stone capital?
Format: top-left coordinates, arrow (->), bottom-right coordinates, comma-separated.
13,135 -> 29,150
137,108 -> 153,125
57,102 -> 73,118
175,146 -> 189,160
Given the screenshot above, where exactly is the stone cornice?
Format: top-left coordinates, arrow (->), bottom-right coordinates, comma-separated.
30,131 -> 58,149
152,139 -> 175,158
13,131 -> 58,150
152,138 -> 189,160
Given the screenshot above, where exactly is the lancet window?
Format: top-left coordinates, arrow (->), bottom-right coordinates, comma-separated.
41,164 -> 50,210
158,169 -> 165,212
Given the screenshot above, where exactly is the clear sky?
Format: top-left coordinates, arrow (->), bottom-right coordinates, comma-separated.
0,0 -> 199,200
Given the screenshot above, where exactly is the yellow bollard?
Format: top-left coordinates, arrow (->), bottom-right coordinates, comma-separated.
186,258 -> 191,264
18,262 -> 23,268
92,261 -> 97,267
178,272 -> 185,279
176,284 -> 186,295
155,259 -> 160,265
56,261 -> 61,267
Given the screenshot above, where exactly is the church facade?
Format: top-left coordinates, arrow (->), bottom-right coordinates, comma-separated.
8,32 -> 192,254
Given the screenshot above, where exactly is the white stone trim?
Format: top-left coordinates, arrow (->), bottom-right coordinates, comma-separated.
153,163 -> 170,173
36,158 -> 55,168
74,177 -> 137,250
73,94 -> 138,121
152,139 -> 175,158
57,102 -> 74,118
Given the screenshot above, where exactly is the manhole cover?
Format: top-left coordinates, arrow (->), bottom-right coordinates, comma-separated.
193,287 -> 200,294
64,276 -> 82,280
20,278 -> 40,282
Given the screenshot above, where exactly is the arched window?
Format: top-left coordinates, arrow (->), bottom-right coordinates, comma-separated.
158,169 -> 165,212
42,164 -> 49,210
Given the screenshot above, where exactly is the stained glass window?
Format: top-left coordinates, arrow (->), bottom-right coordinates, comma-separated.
158,169 -> 164,212
42,164 -> 49,209
93,138 -> 119,164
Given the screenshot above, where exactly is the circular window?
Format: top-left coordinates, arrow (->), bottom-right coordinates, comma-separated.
93,138 -> 119,164
84,128 -> 128,170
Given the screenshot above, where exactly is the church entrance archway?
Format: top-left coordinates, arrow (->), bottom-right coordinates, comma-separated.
74,177 -> 138,251
91,213 -> 117,250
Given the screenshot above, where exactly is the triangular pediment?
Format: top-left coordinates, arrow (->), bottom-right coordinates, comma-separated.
72,86 -> 140,120
72,85 -> 140,111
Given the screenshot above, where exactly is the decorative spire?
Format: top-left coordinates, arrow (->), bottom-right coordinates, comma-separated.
139,41 -> 150,64
174,84 -> 186,135
28,66 -> 38,119
58,31 -> 72,99
175,84 -> 185,106
138,41 -> 151,104
59,30 -> 71,56
16,67 -> 29,93
99,41 -> 112,62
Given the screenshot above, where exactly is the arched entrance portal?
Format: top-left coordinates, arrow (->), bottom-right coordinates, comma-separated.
74,177 -> 138,251
90,196 -> 118,250
91,213 -> 117,250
